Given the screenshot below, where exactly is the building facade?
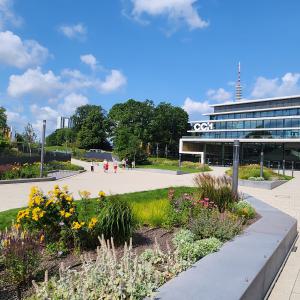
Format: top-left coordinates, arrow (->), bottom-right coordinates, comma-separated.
56,116 -> 73,130
180,95 -> 300,168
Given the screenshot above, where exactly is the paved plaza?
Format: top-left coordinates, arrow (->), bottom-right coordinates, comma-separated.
0,159 -> 299,298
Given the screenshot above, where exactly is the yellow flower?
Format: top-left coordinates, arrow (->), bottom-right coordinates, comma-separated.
79,190 -> 91,199
98,191 -> 106,198
71,221 -> 85,230
66,196 -> 73,202
2,239 -> 9,247
40,234 -> 45,243
88,217 -> 98,229
32,207 -> 43,221
64,212 -> 72,218
46,199 -> 54,207
60,210 -> 66,217
17,209 -> 30,223
69,207 -> 75,214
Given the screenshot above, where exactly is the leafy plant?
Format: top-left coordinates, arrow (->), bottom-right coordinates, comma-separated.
190,208 -> 243,242
97,196 -> 135,243
231,201 -> 256,220
194,173 -> 239,213
0,228 -> 43,296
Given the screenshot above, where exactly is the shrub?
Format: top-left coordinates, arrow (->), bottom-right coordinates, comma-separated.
194,173 -> 238,213
30,237 -> 190,300
190,208 -> 243,242
97,196 -> 135,243
172,229 -> 222,263
231,201 -> 256,220
0,228 -> 43,293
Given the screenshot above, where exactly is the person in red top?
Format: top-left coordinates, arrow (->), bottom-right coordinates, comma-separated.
103,159 -> 109,173
113,160 -> 118,173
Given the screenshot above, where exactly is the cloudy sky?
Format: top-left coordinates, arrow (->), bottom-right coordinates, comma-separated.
1,0 -> 300,134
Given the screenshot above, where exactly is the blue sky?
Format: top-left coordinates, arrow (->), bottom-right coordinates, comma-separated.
1,0 -> 300,134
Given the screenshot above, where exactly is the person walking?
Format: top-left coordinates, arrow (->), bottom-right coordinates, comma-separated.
113,160 -> 118,173
121,159 -> 126,169
131,160 -> 135,169
103,159 -> 109,173
90,160 -> 94,172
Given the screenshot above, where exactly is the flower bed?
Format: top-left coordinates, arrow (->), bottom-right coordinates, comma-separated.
0,175 -> 257,299
0,161 -> 83,180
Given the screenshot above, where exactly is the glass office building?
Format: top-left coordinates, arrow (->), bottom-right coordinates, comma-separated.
180,95 -> 300,168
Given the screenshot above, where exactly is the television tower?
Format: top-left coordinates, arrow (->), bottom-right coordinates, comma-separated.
235,62 -> 242,101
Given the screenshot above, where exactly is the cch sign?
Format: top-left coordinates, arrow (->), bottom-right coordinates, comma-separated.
193,122 -> 214,131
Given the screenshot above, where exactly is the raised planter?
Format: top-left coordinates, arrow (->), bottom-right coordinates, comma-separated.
239,179 -> 288,190
0,170 -> 85,184
152,196 -> 297,300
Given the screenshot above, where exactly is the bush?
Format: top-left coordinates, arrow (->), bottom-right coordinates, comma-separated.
46,161 -> 84,171
231,201 -> 256,220
194,173 -> 238,213
97,196 -> 135,243
172,229 -> 222,263
190,208 -> 243,242
0,228 -> 43,292
30,237 -> 190,300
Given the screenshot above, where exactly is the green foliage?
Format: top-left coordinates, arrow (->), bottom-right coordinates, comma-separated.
72,104 -> 110,150
231,201 -> 256,220
0,228 -> 43,288
173,229 -> 222,263
46,128 -> 76,146
226,164 -> 293,180
194,173 -> 239,213
97,197 -> 135,243
131,198 -> 170,227
0,106 -> 7,129
190,209 -> 243,242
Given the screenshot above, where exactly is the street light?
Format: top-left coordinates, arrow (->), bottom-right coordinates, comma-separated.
40,120 -> 46,178
232,140 -> 240,195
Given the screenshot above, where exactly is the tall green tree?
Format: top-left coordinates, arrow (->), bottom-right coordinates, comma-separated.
151,103 -> 189,155
0,107 -> 7,129
72,105 -> 109,149
46,128 -> 76,146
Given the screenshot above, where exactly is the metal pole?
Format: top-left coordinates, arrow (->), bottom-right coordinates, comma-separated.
40,120 -> 46,178
277,161 -> 280,175
260,150 -> 264,178
232,140 -> 240,195
178,153 -> 182,169
283,159 -> 286,176
156,143 -> 159,159
292,161 -> 294,177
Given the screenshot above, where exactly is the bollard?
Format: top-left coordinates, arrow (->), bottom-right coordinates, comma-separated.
232,140 -> 240,196
178,153 -> 182,169
283,160 -> 286,176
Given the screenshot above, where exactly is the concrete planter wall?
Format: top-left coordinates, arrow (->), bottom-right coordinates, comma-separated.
153,196 -> 297,300
239,179 -> 288,190
133,168 -> 189,175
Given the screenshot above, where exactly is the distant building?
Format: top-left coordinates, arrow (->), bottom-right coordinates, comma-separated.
56,117 -> 73,129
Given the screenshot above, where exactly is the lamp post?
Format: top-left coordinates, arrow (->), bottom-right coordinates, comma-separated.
40,120 -> 46,178
260,150 -> 264,178
232,140 -> 240,195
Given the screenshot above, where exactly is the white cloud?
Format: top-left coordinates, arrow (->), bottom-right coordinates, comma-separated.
206,88 -> 232,102
80,54 -> 98,70
131,0 -> 208,30
58,93 -> 89,115
0,0 -> 22,30
59,23 -> 87,40
6,110 -> 27,127
182,97 -> 212,118
251,72 -> 300,98
7,67 -> 62,98
0,31 -> 49,68
97,69 -> 127,93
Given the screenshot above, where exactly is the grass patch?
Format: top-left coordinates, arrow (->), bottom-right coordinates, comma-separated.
138,157 -> 211,174
0,187 -> 197,231
226,164 -> 293,181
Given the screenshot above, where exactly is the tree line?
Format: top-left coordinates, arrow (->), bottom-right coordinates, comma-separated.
47,99 -> 189,161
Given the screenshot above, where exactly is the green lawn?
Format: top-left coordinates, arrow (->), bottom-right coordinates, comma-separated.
136,164 -> 202,173
0,186 -> 197,231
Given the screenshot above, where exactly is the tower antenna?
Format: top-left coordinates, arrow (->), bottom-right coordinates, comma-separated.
235,62 -> 242,101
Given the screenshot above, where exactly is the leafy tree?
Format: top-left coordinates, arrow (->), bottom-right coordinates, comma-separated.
23,123 -> 37,156
151,103 -> 189,155
72,105 -> 109,150
46,128 -> 76,146
0,107 -> 7,129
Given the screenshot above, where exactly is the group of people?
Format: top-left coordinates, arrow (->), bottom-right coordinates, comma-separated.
90,158 -> 135,174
